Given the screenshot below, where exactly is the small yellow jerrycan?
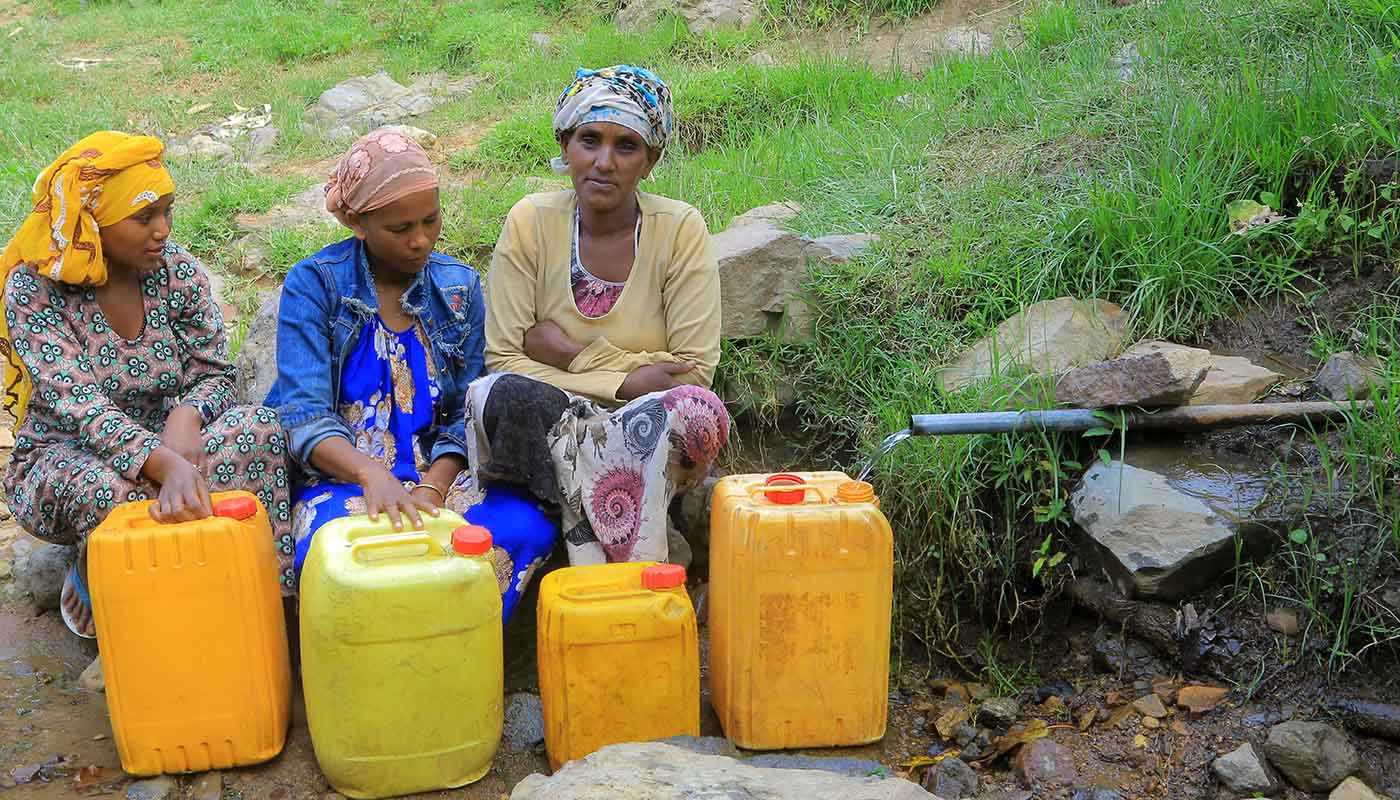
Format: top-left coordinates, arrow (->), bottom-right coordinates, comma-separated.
537,561 -> 699,770
88,491 -> 291,776
709,472 -> 893,750
300,514 -> 503,799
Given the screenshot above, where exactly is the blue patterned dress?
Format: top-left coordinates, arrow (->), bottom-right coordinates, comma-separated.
290,316 -> 556,622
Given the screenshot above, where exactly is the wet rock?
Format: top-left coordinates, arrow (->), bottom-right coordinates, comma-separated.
502,692 -> 545,750
1093,637 -> 1128,673
1035,679 -> 1076,702
938,297 -> 1129,394
745,754 -> 887,778
509,741 -> 929,799
126,776 -> 177,800
1325,697 -> 1400,742
79,655 -> 104,692
1266,607 -> 1302,636
1212,742 -> 1281,795
247,126 -> 279,160
1263,721 -> 1360,792
713,204 -> 877,343
1330,777 -> 1382,800
234,289 -> 282,405
922,756 -> 979,799
376,123 -> 437,148
1014,739 -> 1078,790
1314,352 -> 1383,401
192,771 -> 223,800
25,543 -> 70,611
1123,341 -> 1282,404
1056,348 -> 1210,408
980,697 -> 1020,730
1071,445 -> 1283,600
1109,42 -> 1143,81
308,72 -> 437,132
657,735 -> 739,758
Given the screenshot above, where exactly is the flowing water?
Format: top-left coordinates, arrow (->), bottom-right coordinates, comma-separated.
855,428 -> 913,483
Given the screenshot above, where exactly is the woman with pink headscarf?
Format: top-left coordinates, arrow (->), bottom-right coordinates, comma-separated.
266,130 -> 558,619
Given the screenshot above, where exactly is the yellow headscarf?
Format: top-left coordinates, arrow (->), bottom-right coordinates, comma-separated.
0,131 -> 175,426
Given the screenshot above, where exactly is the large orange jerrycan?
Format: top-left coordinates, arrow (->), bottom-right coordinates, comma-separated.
88,491 -> 291,775
537,561 -> 699,770
709,472 -> 893,749
300,514 -> 503,799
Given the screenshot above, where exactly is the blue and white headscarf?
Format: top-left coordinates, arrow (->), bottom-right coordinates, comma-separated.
551,65 -> 674,174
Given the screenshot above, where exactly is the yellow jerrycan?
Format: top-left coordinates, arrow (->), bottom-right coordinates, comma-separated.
88,491 -> 291,775
709,472 -> 893,749
537,561 -> 699,770
300,513 -> 503,799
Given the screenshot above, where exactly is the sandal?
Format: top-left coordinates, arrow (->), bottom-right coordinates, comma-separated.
61,561 -> 96,640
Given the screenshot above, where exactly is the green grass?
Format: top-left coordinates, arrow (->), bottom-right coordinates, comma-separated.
3,0 -> 1398,668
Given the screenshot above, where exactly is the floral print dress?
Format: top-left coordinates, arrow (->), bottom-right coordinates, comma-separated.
2,244 -> 296,594
290,317 -> 556,621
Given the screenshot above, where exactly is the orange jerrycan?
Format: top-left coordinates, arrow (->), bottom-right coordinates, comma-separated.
87,491 -> 291,775
709,472 -> 893,749
300,515 -> 503,799
537,561 -> 699,770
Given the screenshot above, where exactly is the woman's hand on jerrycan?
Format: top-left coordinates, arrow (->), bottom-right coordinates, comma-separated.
144,448 -> 213,524
357,463 -> 439,531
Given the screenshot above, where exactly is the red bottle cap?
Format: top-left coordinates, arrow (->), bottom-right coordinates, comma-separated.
212,495 -> 258,521
452,525 -> 492,555
642,563 -> 686,590
763,473 -> 806,505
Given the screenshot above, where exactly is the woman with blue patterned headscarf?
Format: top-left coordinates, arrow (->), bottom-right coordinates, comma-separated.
465,65 -> 728,576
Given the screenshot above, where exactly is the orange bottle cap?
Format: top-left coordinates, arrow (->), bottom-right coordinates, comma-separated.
642,563 -> 686,590
836,481 -> 876,503
452,525 -> 492,555
212,495 -> 258,520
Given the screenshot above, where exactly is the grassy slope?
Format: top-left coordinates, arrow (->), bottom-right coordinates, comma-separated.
2,0 -> 1397,669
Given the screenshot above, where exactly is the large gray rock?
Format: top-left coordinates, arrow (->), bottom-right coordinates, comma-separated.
938,297 -> 1129,394
308,72 -> 436,131
234,289 -> 283,405
1212,742 -> 1282,796
744,754 -> 886,778
1314,352 -> 1383,401
1264,721 -> 1360,793
1056,348 -> 1211,408
1071,446 -> 1283,600
25,543 -> 71,611
510,741 -> 932,799
1123,341 -> 1282,404
713,204 -> 876,343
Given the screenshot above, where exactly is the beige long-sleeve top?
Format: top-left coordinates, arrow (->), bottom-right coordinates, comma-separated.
485,190 -> 721,407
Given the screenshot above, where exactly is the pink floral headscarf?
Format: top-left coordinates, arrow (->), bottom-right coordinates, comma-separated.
324,129 -> 438,226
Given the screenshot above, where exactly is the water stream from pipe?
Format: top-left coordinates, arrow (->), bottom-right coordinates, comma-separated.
855,428 -> 912,483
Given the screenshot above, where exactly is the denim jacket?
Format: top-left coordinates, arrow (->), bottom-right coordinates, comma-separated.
266,237 -> 485,472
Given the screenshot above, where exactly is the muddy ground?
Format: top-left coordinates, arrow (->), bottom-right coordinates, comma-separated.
4,517 -> 1400,800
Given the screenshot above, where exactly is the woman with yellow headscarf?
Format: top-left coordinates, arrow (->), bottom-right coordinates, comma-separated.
1,132 -> 295,645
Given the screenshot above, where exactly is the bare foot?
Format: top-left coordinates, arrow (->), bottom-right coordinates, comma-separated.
60,580 -> 96,637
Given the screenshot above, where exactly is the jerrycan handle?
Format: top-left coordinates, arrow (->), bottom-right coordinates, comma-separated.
746,482 -> 828,505
349,532 -> 443,565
